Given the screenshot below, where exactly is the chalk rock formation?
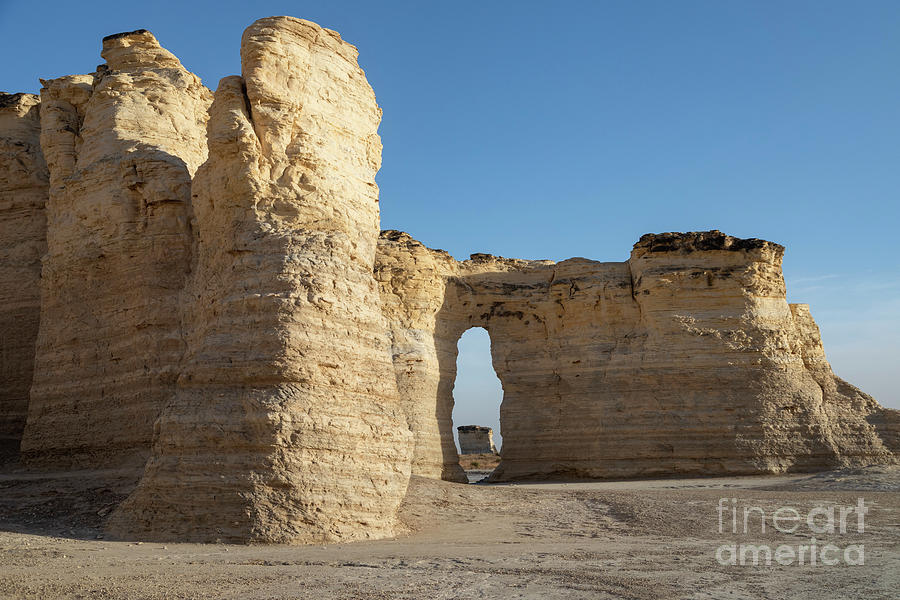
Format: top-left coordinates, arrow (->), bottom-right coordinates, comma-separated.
375,231 -> 468,481
377,230 -> 899,481
20,30 -> 212,468
0,93 -> 47,458
108,17 -> 412,543
457,426 -> 498,455
1,15 -> 897,545
789,303 -> 900,460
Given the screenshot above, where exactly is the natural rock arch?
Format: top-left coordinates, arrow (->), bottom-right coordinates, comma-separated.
377,230 -> 900,482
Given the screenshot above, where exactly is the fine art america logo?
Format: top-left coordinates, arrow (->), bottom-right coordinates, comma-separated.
715,498 -> 868,566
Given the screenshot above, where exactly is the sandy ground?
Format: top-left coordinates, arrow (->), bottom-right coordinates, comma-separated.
0,463 -> 897,599
457,453 -> 501,472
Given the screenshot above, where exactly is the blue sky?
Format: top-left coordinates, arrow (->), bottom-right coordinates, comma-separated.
2,1 -> 898,443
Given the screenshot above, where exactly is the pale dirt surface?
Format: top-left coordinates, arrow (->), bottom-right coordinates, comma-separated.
0,463 -> 897,599
457,453 -> 501,472
459,453 -> 501,482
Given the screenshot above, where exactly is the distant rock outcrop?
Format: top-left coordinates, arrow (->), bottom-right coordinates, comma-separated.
458,426 -> 498,455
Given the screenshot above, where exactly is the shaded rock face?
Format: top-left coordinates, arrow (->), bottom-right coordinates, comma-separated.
376,230 -> 899,481
0,93 -> 47,459
107,17 -> 412,544
20,31 -> 213,468
457,426 -> 497,455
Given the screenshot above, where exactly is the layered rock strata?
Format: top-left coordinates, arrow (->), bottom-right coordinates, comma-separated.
457,426 -> 498,455
108,17 -> 412,543
0,16 -> 896,545
376,230 -> 899,481
19,31 -> 212,468
0,92 -> 47,458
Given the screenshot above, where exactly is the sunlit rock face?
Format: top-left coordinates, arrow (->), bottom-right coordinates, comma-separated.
376,230 -> 899,481
0,92 -> 47,459
108,17 -> 412,544
458,426 -> 498,455
20,31 -> 212,469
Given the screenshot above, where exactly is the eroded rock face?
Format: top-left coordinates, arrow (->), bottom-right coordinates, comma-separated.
107,17 -> 412,543
457,426 -> 497,455
2,16 -> 896,545
376,230 -> 899,481
20,30 -> 213,468
375,230 -> 469,481
0,93 -> 47,459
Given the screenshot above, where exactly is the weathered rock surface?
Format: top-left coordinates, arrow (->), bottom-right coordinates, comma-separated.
0,92 -> 47,459
20,30 -> 212,468
107,17 -> 412,543
457,426 -> 497,455
1,16 -> 896,545
376,230 -> 899,481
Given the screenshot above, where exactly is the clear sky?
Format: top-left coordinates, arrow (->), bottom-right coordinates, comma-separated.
2,1 -> 898,445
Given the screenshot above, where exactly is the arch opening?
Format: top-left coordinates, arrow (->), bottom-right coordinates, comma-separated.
451,326 -> 503,482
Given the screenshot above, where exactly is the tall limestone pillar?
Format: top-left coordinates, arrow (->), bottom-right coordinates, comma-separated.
109,17 -> 412,543
20,31 -> 212,468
